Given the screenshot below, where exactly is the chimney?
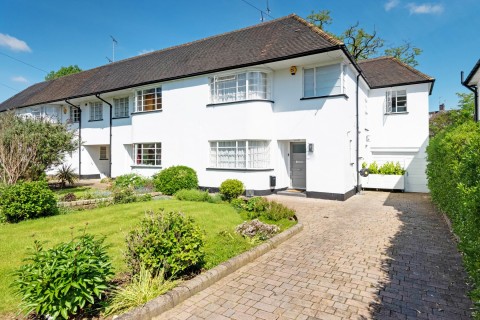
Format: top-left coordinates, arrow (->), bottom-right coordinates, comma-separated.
439,103 -> 445,111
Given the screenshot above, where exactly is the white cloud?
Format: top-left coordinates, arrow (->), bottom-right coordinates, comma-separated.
11,76 -> 28,83
138,49 -> 154,55
385,0 -> 400,11
0,33 -> 31,52
407,3 -> 444,14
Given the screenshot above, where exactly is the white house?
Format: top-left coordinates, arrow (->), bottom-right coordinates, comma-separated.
462,59 -> 480,122
0,14 -> 434,200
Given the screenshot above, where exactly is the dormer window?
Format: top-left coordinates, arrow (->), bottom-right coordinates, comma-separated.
209,71 -> 269,104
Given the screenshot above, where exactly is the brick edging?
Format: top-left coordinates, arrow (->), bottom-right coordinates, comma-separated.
114,221 -> 304,320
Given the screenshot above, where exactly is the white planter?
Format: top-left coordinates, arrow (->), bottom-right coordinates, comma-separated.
361,174 -> 405,190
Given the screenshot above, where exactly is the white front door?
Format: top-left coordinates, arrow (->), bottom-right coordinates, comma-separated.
290,143 -> 306,189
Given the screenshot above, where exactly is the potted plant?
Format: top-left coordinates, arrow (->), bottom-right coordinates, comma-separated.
360,161 -> 406,190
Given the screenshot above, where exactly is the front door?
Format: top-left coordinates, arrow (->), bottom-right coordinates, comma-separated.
290,143 -> 306,189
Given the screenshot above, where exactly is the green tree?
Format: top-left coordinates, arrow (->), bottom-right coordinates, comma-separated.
429,93 -> 475,137
45,65 -> 82,81
0,112 -> 77,184
306,10 -> 333,30
384,41 -> 422,67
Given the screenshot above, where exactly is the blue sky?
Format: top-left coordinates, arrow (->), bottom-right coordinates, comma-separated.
1,0 -> 479,111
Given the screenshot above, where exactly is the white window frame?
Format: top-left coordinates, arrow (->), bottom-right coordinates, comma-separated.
385,90 -> 407,114
209,71 -> 270,104
303,63 -> 345,98
209,140 -> 270,169
70,106 -> 80,123
135,87 -> 162,112
114,97 -> 129,118
89,101 -> 103,121
99,146 -> 108,160
134,143 -> 162,166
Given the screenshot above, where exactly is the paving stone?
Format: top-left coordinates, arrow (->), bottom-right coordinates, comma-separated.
157,192 -> 473,320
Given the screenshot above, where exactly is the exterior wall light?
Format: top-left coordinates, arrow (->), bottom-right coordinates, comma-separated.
308,143 -> 314,153
290,66 -> 297,75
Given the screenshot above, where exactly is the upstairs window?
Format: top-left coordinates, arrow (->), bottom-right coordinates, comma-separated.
134,143 -> 161,166
386,90 -> 407,113
303,64 -> 344,98
114,97 -> 129,118
209,71 -> 269,104
70,106 -> 80,123
136,87 -> 162,112
209,140 -> 270,169
89,101 -> 103,121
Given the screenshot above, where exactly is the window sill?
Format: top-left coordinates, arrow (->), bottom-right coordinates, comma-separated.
112,116 -> 130,120
384,111 -> 409,115
99,158 -> 108,160
300,94 -> 348,101
206,167 -> 274,172
88,119 -> 103,122
131,109 -> 163,115
206,99 -> 274,107
130,165 -> 162,169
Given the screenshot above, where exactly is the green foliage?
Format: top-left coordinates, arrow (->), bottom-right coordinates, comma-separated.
230,197 -> 295,221
174,189 -> 212,202
0,181 -> 58,223
105,266 -> 178,316
13,233 -> 113,319
230,198 -> 247,211
112,187 -> 137,204
263,201 -> 296,221
384,41 -> 422,67
363,161 -> 405,175
153,166 -> 198,195
113,173 -> 151,190
125,210 -> 205,279
427,120 -> 480,315
430,93 -> 475,137
219,179 -> 245,201
56,164 -> 78,187
45,65 -> 82,81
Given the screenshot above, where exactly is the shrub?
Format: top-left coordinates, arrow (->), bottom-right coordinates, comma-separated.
246,197 -> 269,213
0,181 -> 58,223
112,187 -> 138,204
153,166 -> 198,195
125,210 -> 205,279
230,198 -> 246,211
235,219 -> 279,240
362,161 -> 405,175
61,192 -> 77,202
174,189 -> 212,202
113,173 -> 151,190
105,266 -> 178,316
56,164 -> 78,187
263,201 -> 295,221
14,234 -> 113,319
219,179 -> 244,201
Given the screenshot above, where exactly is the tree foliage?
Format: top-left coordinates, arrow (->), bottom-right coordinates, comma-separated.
306,10 -> 422,66
0,112 -> 77,184
45,65 -> 82,81
429,93 -> 475,137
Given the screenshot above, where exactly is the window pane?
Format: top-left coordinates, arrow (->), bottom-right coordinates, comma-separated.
304,68 -> 315,97
315,64 -> 342,96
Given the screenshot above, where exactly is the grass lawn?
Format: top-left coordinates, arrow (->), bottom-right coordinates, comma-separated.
0,199 -> 295,316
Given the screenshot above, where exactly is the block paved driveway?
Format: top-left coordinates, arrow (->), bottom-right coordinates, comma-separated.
158,192 -> 472,320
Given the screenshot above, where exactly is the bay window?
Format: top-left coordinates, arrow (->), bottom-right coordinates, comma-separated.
209,140 -> 270,169
209,71 -> 269,104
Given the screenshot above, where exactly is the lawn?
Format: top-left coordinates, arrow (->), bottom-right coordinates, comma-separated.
0,199 -> 295,316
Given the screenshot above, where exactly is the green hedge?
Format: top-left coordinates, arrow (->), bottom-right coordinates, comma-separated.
426,121 -> 480,316
152,166 -> 198,195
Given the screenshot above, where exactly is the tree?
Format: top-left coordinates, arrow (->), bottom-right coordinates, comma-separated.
0,112 -> 77,184
306,10 -> 422,66
45,65 -> 82,81
429,93 -> 475,137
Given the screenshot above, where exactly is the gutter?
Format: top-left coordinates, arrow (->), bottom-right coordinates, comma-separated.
95,94 -> 113,177
461,71 -> 479,122
65,100 -> 82,178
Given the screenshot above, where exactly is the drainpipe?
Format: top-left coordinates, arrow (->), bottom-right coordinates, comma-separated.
65,100 -> 82,179
355,72 -> 362,193
95,94 -> 113,178
461,71 -> 479,122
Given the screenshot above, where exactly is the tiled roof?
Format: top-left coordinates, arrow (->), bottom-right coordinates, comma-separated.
358,56 -> 434,89
0,14 -> 342,110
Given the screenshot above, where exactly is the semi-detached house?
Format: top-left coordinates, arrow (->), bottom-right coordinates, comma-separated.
0,14 -> 434,200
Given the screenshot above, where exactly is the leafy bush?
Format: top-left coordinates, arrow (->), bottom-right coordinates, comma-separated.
235,219 -> 279,240
230,198 -> 246,211
56,164 -> 78,187
362,161 -> 405,175
153,166 -> 198,195
246,197 -> 269,213
0,181 -> 58,223
174,189 -> 212,202
219,179 -> 244,201
112,187 -> 138,204
61,192 -> 77,202
113,173 -> 152,190
125,210 -> 205,279
427,120 -> 480,313
14,234 -> 113,319
105,266 -> 178,316
263,201 -> 295,221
